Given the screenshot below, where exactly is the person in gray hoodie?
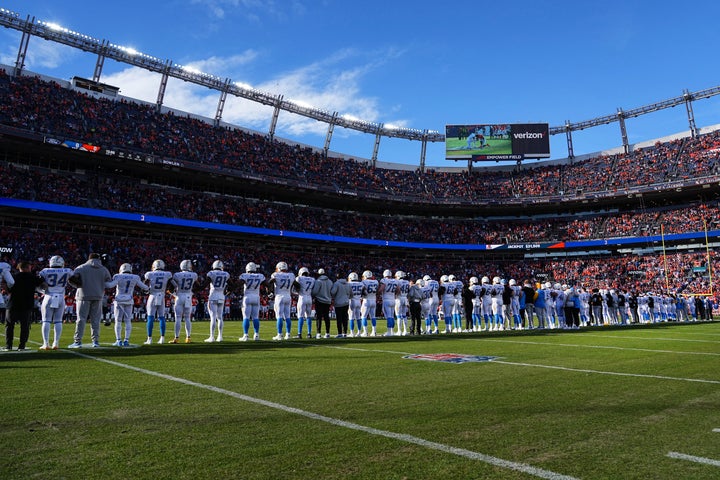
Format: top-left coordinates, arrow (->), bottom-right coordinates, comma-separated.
331,274 -> 352,338
311,269 -> 333,338
68,253 -> 112,348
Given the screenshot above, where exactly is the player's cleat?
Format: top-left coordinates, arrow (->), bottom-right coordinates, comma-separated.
316,333 -> 322,339
185,337 -> 191,344
51,345 -> 58,350
294,334 -> 302,339
272,334 -> 283,341
239,334 -> 249,342
112,340 -> 123,347
216,336 -> 223,342
144,337 -> 152,345
158,336 -> 165,344
39,345 -> 51,350
68,342 -> 82,349
92,342 -> 101,348
253,334 -> 260,341
284,333 -> 290,340
169,337 -> 179,344
204,337 -> 215,343
123,340 -> 130,347
324,333 -> 330,339
360,332 -> 368,337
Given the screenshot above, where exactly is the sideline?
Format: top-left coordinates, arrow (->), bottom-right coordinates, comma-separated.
65,349 -> 579,480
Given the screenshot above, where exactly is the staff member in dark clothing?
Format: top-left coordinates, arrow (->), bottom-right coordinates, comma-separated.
4,262 -> 43,351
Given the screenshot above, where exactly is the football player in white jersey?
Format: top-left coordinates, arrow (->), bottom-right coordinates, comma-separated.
490,276 -> 505,331
378,269 -> 398,336
418,278 -> 431,331
107,263 -> 149,346
480,276 -> 493,331
204,260 -> 230,343
38,255 -> 73,350
449,274 -> 463,332
347,272 -> 365,337
170,260 -> 198,344
360,270 -> 379,336
269,261 -> 295,340
394,271 -> 410,335
143,259 -> 173,344
423,275 -> 440,334
238,262 -> 266,341
439,275 -> 456,333
293,267 -> 315,338
509,279 -> 523,330
468,277 -> 483,332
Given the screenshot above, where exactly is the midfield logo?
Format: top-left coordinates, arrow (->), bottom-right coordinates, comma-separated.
403,353 -> 499,364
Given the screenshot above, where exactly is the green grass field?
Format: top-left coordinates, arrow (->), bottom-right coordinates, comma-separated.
445,137 -> 512,158
2,320 -> 719,479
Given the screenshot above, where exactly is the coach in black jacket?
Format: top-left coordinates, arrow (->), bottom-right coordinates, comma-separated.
4,262 -> 43,351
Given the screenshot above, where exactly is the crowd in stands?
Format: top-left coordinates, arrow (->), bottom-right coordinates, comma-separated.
2,70 -> 720,203
2,161 -> 719,245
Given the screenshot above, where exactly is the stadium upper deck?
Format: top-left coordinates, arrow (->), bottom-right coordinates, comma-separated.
2,69 -> 720,218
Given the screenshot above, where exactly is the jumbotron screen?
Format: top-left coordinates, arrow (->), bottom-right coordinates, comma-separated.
445,123 -> 550,161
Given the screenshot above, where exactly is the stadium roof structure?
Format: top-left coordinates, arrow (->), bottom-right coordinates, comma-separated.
2,7 -> 720,168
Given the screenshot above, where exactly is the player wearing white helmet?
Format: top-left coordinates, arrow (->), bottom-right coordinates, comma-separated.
468,277 -> 482,332
543,282 -> 556,329
378,269 -> 398,336
417,278 -> 431,332
38,255 -> 73,350
170,260 -> 198,343
269,261 -> 295,340
423,274 -> 440,334
238,262 -> 266,341
509,279 -> 523,330
489,276 -> 504,331
479,276 -> 492,331
143,259 -> 173,344
394,271 -> 410,336
360,270 -> 379,336
439,275 -> 455,333
347,272 -> 365,337
292,267 -> 315,338
0,258 -> 14,288
106,263 -> 149,347
449,274 -> 463,332
204,260 -> 230,343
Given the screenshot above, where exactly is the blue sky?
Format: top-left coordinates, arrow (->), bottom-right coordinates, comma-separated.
2,0 -> 720,168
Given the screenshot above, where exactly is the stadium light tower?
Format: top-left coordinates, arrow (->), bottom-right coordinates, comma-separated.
617,108 -> 629,154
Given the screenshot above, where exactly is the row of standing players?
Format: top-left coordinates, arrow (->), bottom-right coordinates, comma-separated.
1,256 -> 708,350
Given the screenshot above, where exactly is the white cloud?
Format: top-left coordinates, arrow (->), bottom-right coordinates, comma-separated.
0,31 -> 77,71
99,48 -> 409,142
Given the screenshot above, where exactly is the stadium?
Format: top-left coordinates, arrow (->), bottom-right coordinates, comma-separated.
1,7 -> 719,480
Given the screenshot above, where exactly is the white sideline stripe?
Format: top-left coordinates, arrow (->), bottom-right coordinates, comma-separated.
66,350 -> 578,480
667,451 -> 720,467
582,334 -> 720,344
494,360 -> 720,384
482,339 -> 720,356
713,428 -> 720,433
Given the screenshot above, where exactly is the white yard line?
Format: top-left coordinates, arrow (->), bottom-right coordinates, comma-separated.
581,334 -> 720,344
492,360 -> 720,384
667,451 -> 720,467
64,349 -> 578,480
480,338 -> 720,356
